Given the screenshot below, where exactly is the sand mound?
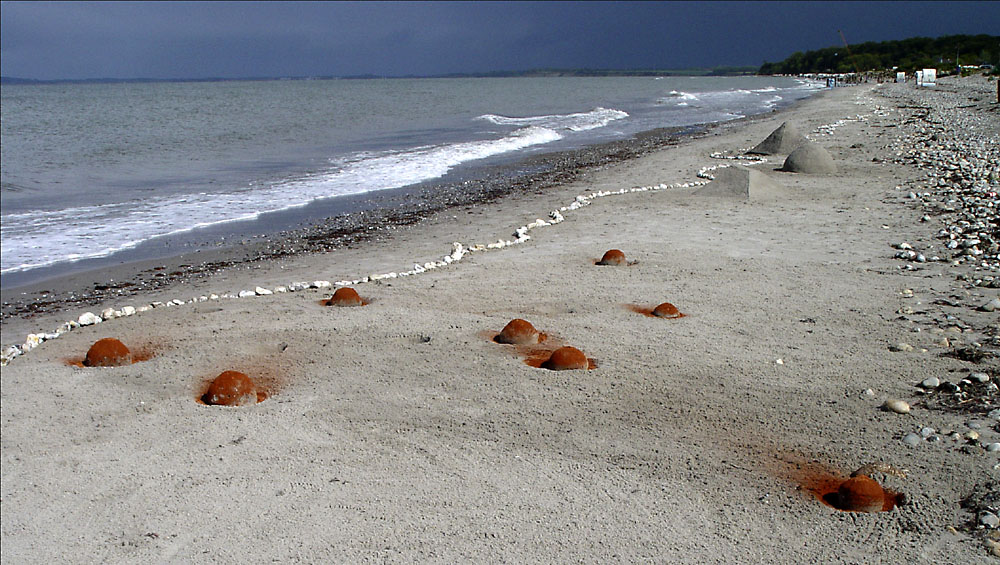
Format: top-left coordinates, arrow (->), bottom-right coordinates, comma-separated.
747,121 -> 807,155
780,143 -> 837,174
693,166 -> 788,201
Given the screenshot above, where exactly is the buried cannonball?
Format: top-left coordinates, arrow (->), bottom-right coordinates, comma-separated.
542,346 -> 589,371
652,302 -> 683,318
495,319 -> 544,345
202,371 -> 258,406
83,338 -> 132,367
325,287 -> 363,307
837,474 -> 884,513
597,249 -> 627,266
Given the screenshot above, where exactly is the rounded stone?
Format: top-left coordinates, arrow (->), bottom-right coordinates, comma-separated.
83,338 -> 132,367
981,512 -> 1000,528
203,371 -> 257,406
985,443 -> 1000,452
837,475 -> 884,513
542,346 -> 589,371
970,372 -> 990,383
902,432 -> 922,447
495,319 -> 542,345
325,287 -> 362,307
920,377 -> 940,389
651,302 -> 683,318
883,399 -> 911,414
597,249 -> 627,266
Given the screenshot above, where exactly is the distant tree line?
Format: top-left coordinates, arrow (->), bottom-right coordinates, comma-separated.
759,34 -> 1000,75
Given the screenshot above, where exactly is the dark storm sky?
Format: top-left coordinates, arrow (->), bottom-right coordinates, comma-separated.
1,1 -> 998,80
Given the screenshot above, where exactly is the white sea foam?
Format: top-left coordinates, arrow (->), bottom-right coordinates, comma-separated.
478,107 -> 628,132
0,125 -> 564,274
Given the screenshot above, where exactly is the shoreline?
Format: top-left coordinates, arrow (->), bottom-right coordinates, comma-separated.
0,94 -> 812,322
3,76 -> 999,563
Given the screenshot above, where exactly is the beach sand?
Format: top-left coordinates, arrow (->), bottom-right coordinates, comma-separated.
2,77 -> 999,563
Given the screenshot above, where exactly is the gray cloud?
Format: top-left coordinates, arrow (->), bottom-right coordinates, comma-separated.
2,1 -> 997,80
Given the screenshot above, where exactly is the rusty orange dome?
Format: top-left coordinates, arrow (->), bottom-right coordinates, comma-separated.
83,338 -> 132,367
495,319 -> 542,345
652,302 -> 682,318
542,346 -> 589,371
202,371 -> 258,406
597,249 -> 627,266
837,475 -> 884,513
326,287 -> 363,307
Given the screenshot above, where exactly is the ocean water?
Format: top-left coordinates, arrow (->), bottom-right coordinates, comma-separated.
1,76 -> 822,286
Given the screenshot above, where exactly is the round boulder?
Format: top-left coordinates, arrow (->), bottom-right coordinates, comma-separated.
495,319 -> 543,345
837,475 -> 884,513
541,346 -> 589,371
597,249 -> 627,266
83,338 -> 132,367
325,287 -> 363,307
203,371 -> 258,406
652,302 -> 683,318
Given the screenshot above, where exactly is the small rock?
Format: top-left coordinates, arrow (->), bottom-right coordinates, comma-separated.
254,287 -> 273,296
981,297 -> 1000,312
986,443 -> 1000,452
920,377 -> 940,389
966,431 -> 981,442
238,290 -> 255,298
78,312 -> 101,326
883,399 -> 911,414
981,512 -> 1000,529
902,432 -> 922,447
889,343 -> 914,352
940,382 -> 960,393
970,372 -> 991,383
920,426 -> 936,438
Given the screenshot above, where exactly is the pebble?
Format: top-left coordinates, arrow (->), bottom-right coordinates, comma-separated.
966,431 -> 981,441
78,312 -> 101,326
981,512 -> 1000,529
981,297 -> 1000,312
883,399 -> 911,414
919,426 -> 936,438
986,443 -> 1000,452
889,342 -> 914,352
920,377 -> 940,388
902,432 -> 922,447
969,372 -> 991,383
940,382 -> 960,393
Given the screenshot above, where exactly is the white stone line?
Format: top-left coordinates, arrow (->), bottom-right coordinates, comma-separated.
1,110 -> 873,366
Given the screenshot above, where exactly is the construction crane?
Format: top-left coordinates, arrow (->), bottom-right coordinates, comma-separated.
838,30 -> 862,75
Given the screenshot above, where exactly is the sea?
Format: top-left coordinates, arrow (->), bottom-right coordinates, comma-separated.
0,76 -> 823,288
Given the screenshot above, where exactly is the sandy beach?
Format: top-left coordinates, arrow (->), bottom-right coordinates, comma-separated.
2,75 -> 999,563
